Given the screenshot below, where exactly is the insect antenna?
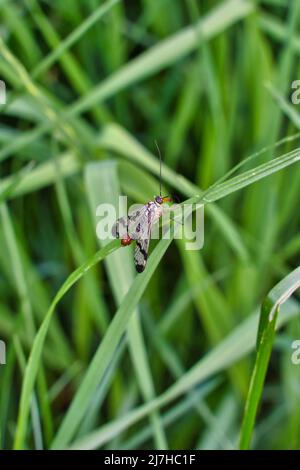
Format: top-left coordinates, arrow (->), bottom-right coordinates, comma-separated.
154,140 -> 162,197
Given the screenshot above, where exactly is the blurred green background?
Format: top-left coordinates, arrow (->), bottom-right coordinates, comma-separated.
1,0 -> 300,450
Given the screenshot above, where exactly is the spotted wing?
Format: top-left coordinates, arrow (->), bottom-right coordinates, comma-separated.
133,203 -> 160,272
112,215 -> 129,239
113,202 -> 161,272
112,204 -> 157,241
128,205 -> 155,241
134,229 -> 151,273
112,208 -> 144,239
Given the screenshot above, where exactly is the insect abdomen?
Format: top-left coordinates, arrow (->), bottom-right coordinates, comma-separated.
121,235 -> 132,246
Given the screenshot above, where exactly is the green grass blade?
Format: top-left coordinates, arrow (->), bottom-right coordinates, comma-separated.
51,232 -> 178,449
0,151 -> 81,200
13,241 -> 119,450
31,0 -> 121,80
69,298 -> 300,450
0,204 -> 35,340
84,160 -> 168,448
201,147 -> 300,204
0,161 -> 35,204
69,0 -> 254,117
239,267 -> 300,449
0,0 -> 253,163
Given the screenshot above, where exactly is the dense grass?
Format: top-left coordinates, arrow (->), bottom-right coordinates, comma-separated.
1,0 -> 300,450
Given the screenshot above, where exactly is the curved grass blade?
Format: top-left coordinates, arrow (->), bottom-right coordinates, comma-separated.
51,129 -> 300,448
85,161 -> 167,448
13,240 -> 119,450
200,148 -> 300,204
50,233 -> 177,449
68,298 -> 300,450
239,267 -> 300,450
13,151 -> 300,449
12,129 -> 300,449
